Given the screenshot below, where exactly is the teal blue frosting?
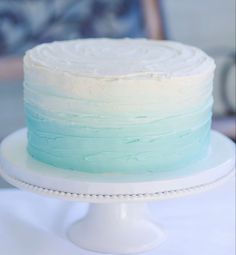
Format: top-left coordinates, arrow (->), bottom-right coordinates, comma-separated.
25,102 -> 212,174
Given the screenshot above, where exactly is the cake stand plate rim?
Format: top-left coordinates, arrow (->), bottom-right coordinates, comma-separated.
0,128 -> 235,202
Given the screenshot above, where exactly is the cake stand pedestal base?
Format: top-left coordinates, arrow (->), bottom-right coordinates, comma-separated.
0,129 -> 235,254
68,203 -> 165,254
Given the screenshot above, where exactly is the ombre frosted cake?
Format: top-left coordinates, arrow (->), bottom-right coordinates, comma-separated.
24,39 -> 215,174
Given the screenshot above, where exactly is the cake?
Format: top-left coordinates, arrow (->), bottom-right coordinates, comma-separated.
23,39 -> 215,174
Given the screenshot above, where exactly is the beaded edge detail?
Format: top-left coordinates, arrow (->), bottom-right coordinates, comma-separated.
0,168 -> 234,202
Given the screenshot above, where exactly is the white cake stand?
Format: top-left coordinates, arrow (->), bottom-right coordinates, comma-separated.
0,129 -> 235,254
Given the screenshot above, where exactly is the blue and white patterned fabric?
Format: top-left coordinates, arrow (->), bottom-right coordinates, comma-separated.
0,0 -> 145,55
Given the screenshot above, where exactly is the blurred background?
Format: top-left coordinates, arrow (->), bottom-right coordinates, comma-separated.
0,0 -> 235,188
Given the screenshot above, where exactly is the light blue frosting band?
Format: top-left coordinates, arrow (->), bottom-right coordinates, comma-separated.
26,102 -> 212,174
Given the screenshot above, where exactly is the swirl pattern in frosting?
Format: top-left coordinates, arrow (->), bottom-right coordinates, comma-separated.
24,38 -> 215,77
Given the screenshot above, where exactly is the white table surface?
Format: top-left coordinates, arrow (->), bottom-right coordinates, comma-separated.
0,178 -> 235,255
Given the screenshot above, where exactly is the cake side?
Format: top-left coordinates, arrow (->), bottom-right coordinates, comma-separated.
24,39 -> 215,174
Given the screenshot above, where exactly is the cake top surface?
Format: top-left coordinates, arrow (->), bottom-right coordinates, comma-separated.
24,38 -> 215,78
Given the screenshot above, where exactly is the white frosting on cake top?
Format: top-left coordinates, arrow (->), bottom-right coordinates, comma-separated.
24,38 -> 215,78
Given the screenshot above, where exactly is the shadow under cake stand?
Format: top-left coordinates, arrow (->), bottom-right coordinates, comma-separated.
0,129 -> 235,254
